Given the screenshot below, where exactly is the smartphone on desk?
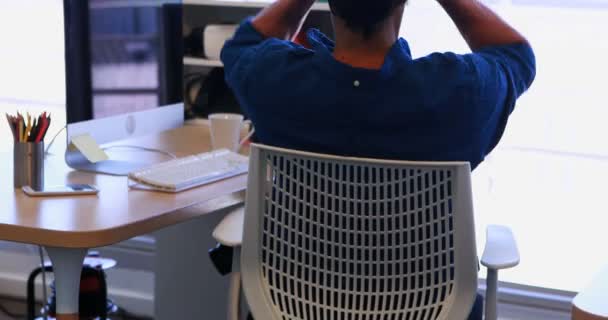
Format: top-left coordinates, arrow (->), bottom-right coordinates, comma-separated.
22,184 -> 99,197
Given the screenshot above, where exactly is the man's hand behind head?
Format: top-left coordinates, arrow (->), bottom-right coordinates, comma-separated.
438,0 -> 528,51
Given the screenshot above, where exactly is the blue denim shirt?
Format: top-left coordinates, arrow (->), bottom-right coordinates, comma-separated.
221,19 -> 535,169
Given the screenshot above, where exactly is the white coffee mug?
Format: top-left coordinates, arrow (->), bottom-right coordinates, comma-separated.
209,113 -> 254,152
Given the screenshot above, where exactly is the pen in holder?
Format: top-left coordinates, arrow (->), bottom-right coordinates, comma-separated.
14,142 -> 44,191
6,111 -> 52,190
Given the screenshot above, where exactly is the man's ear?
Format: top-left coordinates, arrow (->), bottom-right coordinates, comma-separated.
392,3 -> 406,34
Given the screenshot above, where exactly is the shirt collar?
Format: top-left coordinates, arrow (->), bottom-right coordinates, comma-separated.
306,28 -> 413,74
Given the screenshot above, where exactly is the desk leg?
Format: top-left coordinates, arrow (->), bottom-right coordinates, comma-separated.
45,247 -> 87,320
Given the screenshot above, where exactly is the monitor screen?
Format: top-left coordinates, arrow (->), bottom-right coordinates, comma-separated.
64,0 -> 182,124
89,1 -> 162,119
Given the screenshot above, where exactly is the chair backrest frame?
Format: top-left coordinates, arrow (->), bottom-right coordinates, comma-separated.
241,144 -> 479,320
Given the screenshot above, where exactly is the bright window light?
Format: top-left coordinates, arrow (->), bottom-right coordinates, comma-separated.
403,0 -> 608,292
0,0 -> 66,153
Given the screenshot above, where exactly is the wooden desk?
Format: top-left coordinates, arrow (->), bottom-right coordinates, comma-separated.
572,267 -> 608,320
0,125 -> 247,319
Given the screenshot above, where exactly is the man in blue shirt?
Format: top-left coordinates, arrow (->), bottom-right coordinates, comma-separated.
221,0 -> 535,318
222,0 -> 535,170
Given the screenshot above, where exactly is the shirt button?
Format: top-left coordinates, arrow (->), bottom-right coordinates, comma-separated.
354,80 -> 360,87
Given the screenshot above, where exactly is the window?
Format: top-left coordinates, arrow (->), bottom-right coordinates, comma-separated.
0,0 -> 66,153
0,1 -> 155,271
402,0 -> 608,292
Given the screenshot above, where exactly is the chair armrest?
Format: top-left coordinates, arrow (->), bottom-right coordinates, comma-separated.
481,225 -> 520,270
212,206 -> 245,247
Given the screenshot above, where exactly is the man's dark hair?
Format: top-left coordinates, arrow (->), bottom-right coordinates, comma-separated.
328,0 -> 406,37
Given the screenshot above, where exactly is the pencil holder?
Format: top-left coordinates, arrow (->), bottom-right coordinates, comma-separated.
14,142 -> 44,190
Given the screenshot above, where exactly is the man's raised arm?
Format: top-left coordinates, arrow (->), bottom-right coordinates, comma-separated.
438,0 -> 528,51
252,0 -> 317,40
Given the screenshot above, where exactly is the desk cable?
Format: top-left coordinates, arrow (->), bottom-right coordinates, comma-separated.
102,145 -> 178,159
44,125 -> 66,156
38,246 -> 49,320
41,126 -> 178,161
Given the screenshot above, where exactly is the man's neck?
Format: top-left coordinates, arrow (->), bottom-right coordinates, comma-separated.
332,19 -> 401,70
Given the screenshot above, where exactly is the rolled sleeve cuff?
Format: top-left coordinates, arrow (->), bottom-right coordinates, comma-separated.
475,42 -> 537,94
222,18 -> 266,54
236,17 -> 266,41
220,18 -> 267,70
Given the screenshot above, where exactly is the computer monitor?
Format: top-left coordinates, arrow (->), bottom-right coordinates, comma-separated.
63,0 -> 183,175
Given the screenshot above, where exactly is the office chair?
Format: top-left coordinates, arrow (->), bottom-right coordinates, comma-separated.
213,144 -> 519,320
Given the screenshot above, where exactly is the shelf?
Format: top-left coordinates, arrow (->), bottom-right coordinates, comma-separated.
184,57 -> 224,67
183,0 -> 330,11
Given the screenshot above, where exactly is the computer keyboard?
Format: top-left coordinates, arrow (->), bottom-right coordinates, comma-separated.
128,149 -> 249,192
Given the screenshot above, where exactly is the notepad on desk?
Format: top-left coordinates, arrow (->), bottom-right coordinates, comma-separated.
128,149 -> 249,193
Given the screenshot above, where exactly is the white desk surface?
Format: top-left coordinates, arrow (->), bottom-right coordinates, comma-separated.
0,125 -> 247,248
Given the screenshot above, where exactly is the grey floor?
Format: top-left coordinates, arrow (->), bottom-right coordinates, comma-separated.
0,295 -> 571,320
0,296 -> 149,320
0,297 -> 30,320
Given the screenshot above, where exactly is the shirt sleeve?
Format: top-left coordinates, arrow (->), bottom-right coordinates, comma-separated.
472,43 -> 536,109
220,18 -> 267,94
464,43 -> 536,158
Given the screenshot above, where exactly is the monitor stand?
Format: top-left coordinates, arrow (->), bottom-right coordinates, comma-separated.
65,148 -> 156,176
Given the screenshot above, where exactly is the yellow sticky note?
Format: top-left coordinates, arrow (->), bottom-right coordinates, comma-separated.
70,134 -> 109,163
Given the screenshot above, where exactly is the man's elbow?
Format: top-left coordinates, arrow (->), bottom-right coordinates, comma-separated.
522,43 -> 537,88
511,42 -> 536,95
219,40 -> 236,66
